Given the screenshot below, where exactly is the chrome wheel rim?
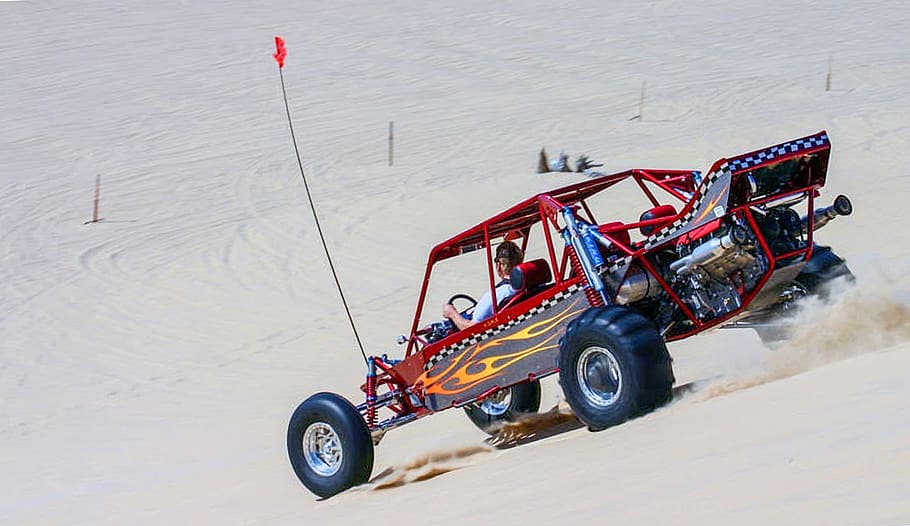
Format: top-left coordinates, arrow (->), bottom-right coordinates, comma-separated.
303,422 -> 343,477
480,388 -> 512,416
577,346 -> 622,407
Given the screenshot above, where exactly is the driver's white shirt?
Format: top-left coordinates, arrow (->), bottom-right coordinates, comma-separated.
472,281 -> 518,323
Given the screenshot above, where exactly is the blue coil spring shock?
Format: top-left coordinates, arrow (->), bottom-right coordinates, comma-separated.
580,226 -> 605,271
567,244 -> 605,307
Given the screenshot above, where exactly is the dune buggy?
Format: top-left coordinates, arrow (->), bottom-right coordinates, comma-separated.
288,131 -> 853,497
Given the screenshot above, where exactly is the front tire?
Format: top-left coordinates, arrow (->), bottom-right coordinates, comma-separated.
464,381 -> 541,434
287,392 -> 374,498
558,306 -> 674,431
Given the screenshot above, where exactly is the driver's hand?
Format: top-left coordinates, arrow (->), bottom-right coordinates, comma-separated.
442,303 -> 458,320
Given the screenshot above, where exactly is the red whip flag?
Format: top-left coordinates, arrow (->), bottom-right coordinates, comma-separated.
273,36 -> 287,68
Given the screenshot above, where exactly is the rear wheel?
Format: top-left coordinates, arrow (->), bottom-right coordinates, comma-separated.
287,392 -> 374,498
795,245 -> 854,296
559,306 -> 674,431
754,245 -> 853,345
464,381 -> 541,434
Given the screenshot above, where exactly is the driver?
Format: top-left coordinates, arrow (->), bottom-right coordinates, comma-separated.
443,240 -> 524,330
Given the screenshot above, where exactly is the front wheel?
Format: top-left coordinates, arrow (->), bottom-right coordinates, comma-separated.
287,392 -> 374,498
558,306 -> 674,431
464,381 -> 541,434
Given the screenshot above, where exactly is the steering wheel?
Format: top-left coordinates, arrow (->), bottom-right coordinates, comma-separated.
447,293 -> 478,319
413,293 -> 479,345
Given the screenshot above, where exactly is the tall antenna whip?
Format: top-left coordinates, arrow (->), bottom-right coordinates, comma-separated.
272,36 -> 368,365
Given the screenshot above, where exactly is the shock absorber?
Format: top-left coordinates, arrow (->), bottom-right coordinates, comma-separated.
567,242 -> 606,307
365,358 -> 378,429
562,208 -> 607,307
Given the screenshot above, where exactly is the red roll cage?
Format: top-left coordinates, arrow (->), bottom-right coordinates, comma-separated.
404,168 -> 701,358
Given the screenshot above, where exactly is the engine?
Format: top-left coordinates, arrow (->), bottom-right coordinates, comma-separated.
668,223 -> 768,321
610,221 -> 769,323
596,196 -> 851,329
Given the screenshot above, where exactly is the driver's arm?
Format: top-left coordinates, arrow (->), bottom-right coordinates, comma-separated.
443,303 -> 476,331
445,290 -> 495,330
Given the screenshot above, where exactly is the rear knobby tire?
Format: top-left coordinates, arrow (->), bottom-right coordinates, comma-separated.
558,306 -> 674,431
754,245 -> 854,345
795,245 -> 854,297
464,381 -> 541,434
287,392 -> 374,498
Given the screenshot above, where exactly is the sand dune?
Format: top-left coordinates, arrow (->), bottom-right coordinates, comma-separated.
1,1 -> 908,525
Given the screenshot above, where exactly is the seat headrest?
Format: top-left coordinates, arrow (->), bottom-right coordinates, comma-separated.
510,258 -> 552,292
639,204 -> 677,236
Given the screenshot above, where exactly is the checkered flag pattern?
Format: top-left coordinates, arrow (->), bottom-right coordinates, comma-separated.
643,164 -> 730,250
425,284 -> 583,371
602,255 -> 631,276
727,133 -> 829,173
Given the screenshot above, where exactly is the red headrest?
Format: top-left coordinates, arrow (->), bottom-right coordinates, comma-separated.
639,205 -> 677,236
510,259 -> 552,292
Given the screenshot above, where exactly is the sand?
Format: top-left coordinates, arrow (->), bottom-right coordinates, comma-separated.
1,1 -> 908,524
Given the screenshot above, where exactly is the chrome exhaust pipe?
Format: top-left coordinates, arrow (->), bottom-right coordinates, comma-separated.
670,224 -> 752,275
801,194 -> 852,235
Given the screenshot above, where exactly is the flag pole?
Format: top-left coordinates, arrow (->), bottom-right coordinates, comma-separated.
273,36 -> 369,365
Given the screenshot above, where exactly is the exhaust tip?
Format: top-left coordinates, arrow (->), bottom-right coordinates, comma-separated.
833,195 -> 853,216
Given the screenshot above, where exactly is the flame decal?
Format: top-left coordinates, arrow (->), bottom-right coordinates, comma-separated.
420,298 -> 585,396
692,191 -> 725,225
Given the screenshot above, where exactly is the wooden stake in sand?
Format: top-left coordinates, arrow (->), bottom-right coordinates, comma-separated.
85,174 -> 102,224
389,121 -> 394,166
638,81 -> 646,121
630,81 -> 646,121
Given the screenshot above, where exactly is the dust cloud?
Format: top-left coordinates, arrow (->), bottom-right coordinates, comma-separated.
361,445 -> 494,491
486,404 -> 581,449
693,264 -> 910,400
